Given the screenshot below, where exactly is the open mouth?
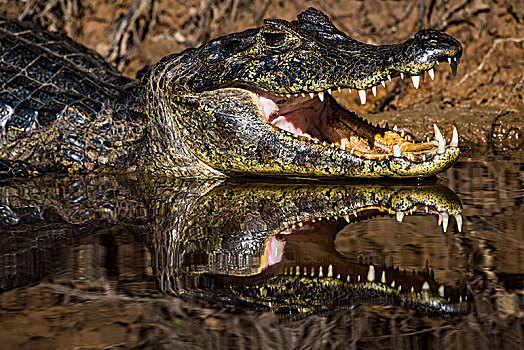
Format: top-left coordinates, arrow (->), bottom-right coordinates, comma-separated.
248,57 -> 460,162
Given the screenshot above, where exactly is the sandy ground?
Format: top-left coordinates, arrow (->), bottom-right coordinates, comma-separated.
1,0 -> 523,149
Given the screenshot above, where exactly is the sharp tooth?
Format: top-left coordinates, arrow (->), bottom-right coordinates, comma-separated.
391,281 -> 395,287
438,285 -> 445,297
398,285 -> 402,292
309,92 -> 315,99
348,88 -> 352,93
327,88 -> 332,95
411,75 -> 420,89
428,68 -> 435,80
448,57 -> 452,65
319,266 -> 323,278
434,124 -> 446,154
318,91 -> 325,102
358,275 -> 361,282
296,266 -> 300,275
396,211 -> 404,222
422,154 -> 426,161
381,81 -> 386,88
451,126 -> 459,147
310,266 -> 315,276
393,125 -> 398,132
393,143 -> 401,157
327,264 -> 333,278
367,265 -> 375,282
353,210 -> 358,217
436,60 -> 440,65
441,212 -> 449,232
387,74 -> 392,82
422,281 -> 430,291
347,275 -> 351,282
344,215 -> 350,222
358,89 -> 366,104
372,86 -> 377,96
304,267 -> 307,275
337,274 -> 341,279
302,93 -> 306,97
286,93 -> 291,98
338,87 -> 341,93
454,213 -> 463,232
400,72 -> 404,79
411,287 -> 415,292
381,271 -> 386,284
298,222 -> 303,227
459,295 -> 463,303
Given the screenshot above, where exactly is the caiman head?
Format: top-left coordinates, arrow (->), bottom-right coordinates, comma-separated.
141,7 -> 463,178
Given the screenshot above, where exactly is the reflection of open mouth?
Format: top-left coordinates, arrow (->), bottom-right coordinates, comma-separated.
152,181 -> 471,319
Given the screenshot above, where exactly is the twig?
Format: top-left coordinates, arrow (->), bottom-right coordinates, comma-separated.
455,37 -> 524,87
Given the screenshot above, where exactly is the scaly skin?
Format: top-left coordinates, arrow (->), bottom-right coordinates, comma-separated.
0,8 -> 462,178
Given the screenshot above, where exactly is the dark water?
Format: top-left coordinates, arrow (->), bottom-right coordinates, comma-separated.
0,149 -> 522,349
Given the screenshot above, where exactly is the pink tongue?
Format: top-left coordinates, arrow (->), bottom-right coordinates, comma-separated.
256,93 -> 324,137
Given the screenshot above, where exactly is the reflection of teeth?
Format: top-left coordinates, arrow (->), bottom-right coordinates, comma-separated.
318,91 -> 324,102
422,281 -> 430,291
441,212 -> 449,232
393,125 -> 398,132
411,75 -> 420,89
434,124 -> 446,154
454,213 -> 463,232
393,144 -> 401,157
372,86 -> 377,96
358,89 -> 366,104
367,265 -> 375,282
438,285 -> 445,297
451,126 -> 459,147
428,68 -> 435,80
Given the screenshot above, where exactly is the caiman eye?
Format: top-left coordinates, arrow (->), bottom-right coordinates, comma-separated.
262,32 -> 287,48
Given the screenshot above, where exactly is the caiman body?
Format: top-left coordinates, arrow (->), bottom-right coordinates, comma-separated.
0,8 -> 462,178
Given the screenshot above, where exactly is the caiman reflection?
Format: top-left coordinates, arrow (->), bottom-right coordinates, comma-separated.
151,181 -> 471,319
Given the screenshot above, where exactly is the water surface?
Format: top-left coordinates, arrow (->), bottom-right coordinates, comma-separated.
0,149 -> 522,349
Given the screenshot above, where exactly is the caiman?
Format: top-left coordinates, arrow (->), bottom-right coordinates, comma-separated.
0,8 -> 463,178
